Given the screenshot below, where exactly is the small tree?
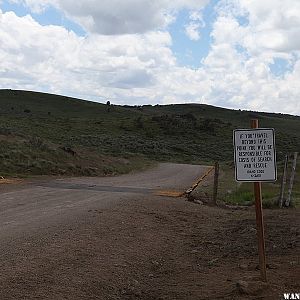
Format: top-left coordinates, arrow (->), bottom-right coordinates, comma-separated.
106,100 -> 111,112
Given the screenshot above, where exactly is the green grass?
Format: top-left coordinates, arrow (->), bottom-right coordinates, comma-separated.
214,161 -> 300,208
1,89 -> 300,178
224,190 -> 277,208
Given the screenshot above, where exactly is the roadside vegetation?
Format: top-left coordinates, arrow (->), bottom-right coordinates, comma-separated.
225,161 -> 299,207
192,161 -> 300,208
1,89 -> 300,182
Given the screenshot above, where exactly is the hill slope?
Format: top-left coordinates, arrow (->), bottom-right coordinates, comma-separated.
1,89 -> 299,177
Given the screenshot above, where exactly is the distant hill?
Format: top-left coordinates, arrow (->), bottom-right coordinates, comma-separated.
1,89 -> 299,177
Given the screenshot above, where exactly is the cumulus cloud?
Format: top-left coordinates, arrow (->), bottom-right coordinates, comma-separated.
1,0 -> 300,115
201,0 -> 300,114
9,0 -> 209,34
228,0 -> 300,54
0,9 -> 175,101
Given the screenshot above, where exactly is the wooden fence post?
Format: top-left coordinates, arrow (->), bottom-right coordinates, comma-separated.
278,154 -> 288,208
251,119 -> 267,282
285,152 -> 298,207
213,161 -> 219,205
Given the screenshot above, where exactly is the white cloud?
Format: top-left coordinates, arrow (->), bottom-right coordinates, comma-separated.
0,9 -> 175,101
199,0 -> 300,114
1,0 -> 300,115
184,10 -> 205,41
185,22 -> 201,41
10,0 -> 209,35
189,11 -> 203,22
231,0 -> 300,54
211,15 -> 246,45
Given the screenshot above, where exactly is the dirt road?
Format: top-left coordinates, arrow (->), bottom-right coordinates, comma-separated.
0,163 -> 205,239
0,163 -> 299,299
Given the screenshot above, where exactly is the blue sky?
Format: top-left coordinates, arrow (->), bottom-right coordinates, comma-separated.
169,0 -> 219,68
1,0 -> 86,35
0,0 -> 299,114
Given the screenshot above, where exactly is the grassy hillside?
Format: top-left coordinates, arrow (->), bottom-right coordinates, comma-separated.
1,89 -> 300,177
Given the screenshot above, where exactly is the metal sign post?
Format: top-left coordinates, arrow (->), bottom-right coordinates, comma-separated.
233,119 -> 277,282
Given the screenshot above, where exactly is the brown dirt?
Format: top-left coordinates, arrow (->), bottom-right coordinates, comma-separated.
0,193 -> 298,299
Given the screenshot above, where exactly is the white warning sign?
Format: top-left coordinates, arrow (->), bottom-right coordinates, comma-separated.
233,128 -> 277,182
